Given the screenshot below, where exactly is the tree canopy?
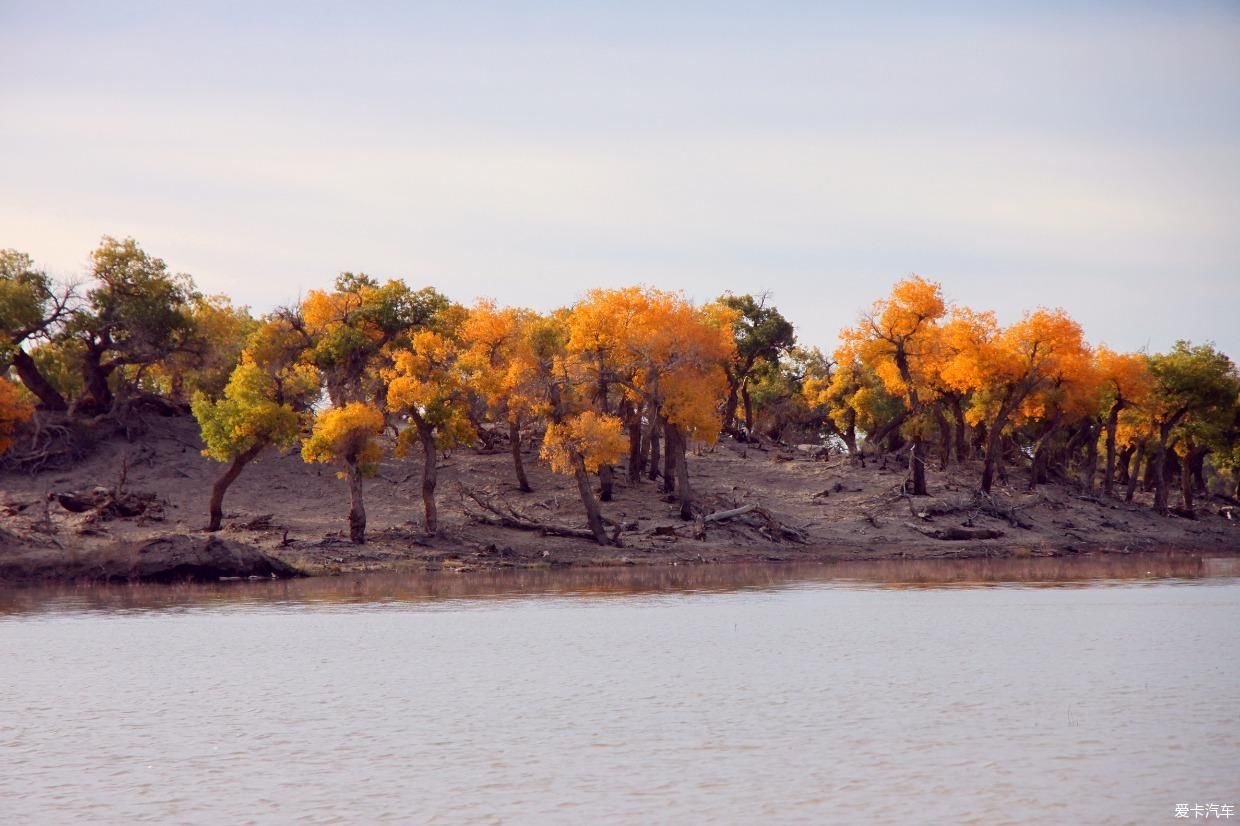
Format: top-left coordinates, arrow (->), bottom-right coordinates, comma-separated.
5,240 -> 1239,535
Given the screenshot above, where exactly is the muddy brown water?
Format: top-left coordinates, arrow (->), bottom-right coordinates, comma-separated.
2,555 -> 1237,824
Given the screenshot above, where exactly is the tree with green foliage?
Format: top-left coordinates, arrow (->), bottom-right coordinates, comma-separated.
0,249 -> 73,410
1147,342 -> 1240,514
67,237 -> 199,412
151,294 -> 256,405
192,319 -> 321,531
716,292 -> 796,435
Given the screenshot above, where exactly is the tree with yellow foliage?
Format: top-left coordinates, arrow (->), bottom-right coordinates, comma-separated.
941,307 -> 1090,494
0,377 -> 35,457
564,287 -> 650,499
301,402 -> 385,543
647,297 -> 736,519
298,273 -> 449,406
842,275 -> 947,495
528,312 -> 621,544
460,301 -> 542,493
192,318 -> 321,531
386,329 -> 475,535
804,350 -> 905,460
569,288 -> 735,519
541,409 -> 627,537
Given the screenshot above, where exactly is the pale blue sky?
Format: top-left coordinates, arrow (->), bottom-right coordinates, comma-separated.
2,1 -> 1238,356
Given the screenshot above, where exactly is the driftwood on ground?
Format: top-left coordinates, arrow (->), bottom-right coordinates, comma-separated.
913,525 -> 1005,541
696,503 -> 810,544
459,486 -> 611,542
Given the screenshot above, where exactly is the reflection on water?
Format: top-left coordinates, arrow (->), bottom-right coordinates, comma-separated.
1,553 -> 1234,617
2,554 -> 1237,825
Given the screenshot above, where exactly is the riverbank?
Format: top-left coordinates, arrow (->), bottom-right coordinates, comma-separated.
2,416 -> 1238,583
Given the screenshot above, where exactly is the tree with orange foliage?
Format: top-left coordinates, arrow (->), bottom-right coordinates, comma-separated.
941,307 -> 1090,494
1016,340 -> 1099,491
386,328 -> 475,535
526,312 -> 622,543
647,297 -> 736,519
569,288 -> 735,519
564,288 -> 650,499
0,377 -> 35,457
842,275 -> 947,495
1094,348 -> 1153,496
301,402 -> 385,543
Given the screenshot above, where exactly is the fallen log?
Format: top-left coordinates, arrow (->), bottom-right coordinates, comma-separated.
703,504 -> 756,523
698,504 -> 810,544
460,487 -> 603,542
913,525 -> 1005,541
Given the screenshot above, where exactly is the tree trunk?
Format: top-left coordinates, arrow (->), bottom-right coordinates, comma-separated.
1103,402 -> 1122,496
647,414 -> 661,482
723,382 -> 739,433
627,406 -> 643,482
972,421 -> 988,461
662,420 -> 677,494
742,384 -> 755,435
419,420 -> 438,535
1191,449 -> 1208,494
1126,449 -> 1141,503
509,418 -> 531,493
948,395 -> 969,460
347,461 -> 366,544
909,435 -> 928,495
207,443 -> 265,531
865,412 -> 907,458
1153,425 -> 1173,514
1028,419 -> 1062,491
573,456 -> 609,544
1180,446 -> 1195,516
598,464 -> 614,501
1116,445 -> 1134,486
932,404 -> 951,470
1082,420 -> 1099,494
81,345 -> 114,411
981,418 -> 1007,494
673,425 -> 693,520
10,349 -> 67,411
842,421 -> 858,459
979,393 -> 1022,494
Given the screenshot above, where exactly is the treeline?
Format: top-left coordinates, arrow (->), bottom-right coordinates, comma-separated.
3,238 -> 1239,542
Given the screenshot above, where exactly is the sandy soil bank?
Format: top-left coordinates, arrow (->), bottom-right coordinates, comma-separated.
2,416 -> 1237,583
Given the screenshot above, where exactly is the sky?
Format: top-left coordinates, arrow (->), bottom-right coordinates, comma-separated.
2,1 -> 1238,357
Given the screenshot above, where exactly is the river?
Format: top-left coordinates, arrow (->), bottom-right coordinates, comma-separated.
2,555 -> 1238,824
